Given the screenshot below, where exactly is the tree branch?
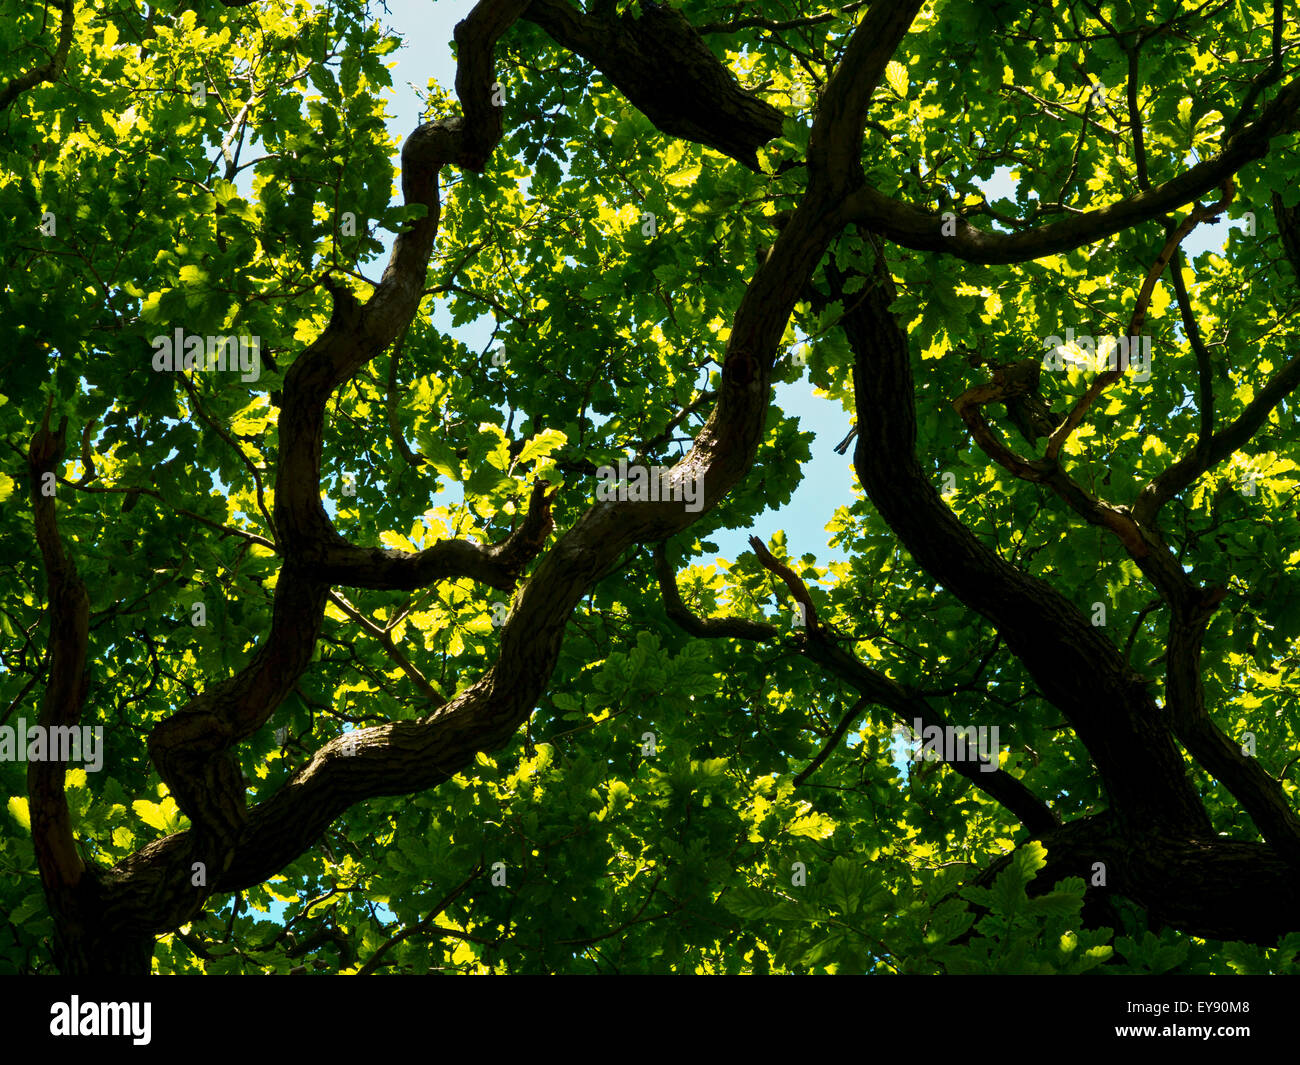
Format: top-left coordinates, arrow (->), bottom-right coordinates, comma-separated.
838,78 -> 1300,263
0,0 -> 75,112
25,401 -> 87,891
655,540 -> 1059,834
843,233 -> 1211,832
521,0 -> 784,170
1045,183 -> 1233,460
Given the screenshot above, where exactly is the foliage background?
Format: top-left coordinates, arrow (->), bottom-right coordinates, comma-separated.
2,0 -> 1299,973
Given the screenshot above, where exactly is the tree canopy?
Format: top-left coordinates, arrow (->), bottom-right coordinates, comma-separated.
3,0 -> 1300,975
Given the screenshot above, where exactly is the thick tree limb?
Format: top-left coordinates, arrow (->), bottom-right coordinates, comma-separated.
142,0 -> 537,905
854,230 -> 1300,875
837,77 -> 1300,264
843,236 -> 1211,832
521,0 -> 784,170
804,0 -> 926,195
944,199 -> 1300,870
653,543 -> 778,642
296,479 -> 555,591
26,404 -> 87,890
975,814 -> 1300,945
25,404 -> 135,973
0,0 -> 75,112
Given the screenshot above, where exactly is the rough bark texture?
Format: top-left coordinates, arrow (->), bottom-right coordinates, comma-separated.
521,0 -> 785,171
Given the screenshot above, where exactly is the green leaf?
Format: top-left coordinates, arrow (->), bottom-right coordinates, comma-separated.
517,428 -> 567,466
885,60 -> 909,98
132,800 -> 171,832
